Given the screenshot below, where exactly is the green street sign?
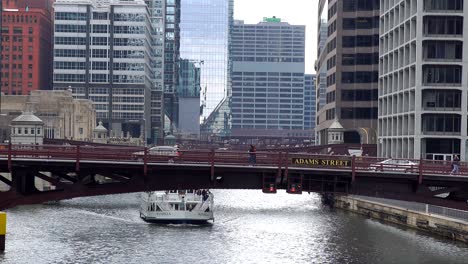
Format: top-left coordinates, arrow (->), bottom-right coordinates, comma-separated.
263,17 -> 281,23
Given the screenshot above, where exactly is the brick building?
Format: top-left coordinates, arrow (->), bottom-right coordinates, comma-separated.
0,0 -> 53,95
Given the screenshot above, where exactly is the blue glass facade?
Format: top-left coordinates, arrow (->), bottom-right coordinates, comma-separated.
179,0 -> 233,136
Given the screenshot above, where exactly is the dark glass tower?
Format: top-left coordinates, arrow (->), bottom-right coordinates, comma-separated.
164,0 -> 180,132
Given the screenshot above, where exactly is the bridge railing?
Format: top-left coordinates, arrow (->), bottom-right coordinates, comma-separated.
79,145 -> 143,162
0,144 -> 144,162
1,144 -> 468,177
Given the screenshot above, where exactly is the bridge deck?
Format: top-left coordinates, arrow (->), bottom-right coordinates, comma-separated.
0,144 -> 466,210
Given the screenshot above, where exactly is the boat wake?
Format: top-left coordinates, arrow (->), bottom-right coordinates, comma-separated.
76,209 -> 142,224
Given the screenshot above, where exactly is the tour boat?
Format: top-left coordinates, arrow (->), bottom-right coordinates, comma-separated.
139,190 -> 214,224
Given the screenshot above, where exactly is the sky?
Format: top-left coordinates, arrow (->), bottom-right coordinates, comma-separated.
234,0 -> 318,74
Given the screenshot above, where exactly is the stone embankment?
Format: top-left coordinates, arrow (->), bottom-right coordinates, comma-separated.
335,196 -> 468,243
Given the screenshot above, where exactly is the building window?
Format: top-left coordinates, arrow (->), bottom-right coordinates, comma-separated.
424,40 -> 462,60
343,17 -> 379,30
326,108 -> 335,120
422,114 -> 461,134
422,90 -> 461,110
55,12 -> 87,21
342,53 -> 379,65
423,65 -> 462,85
342,35 -> 379,47
342,71 -> 378,83
91,49 -> 108,58
343,0 -> 379,11
93,12 -> 108,20
424,0 -> 463,11
92,37 -> 108,46
424,16 -> 463,36
326,91 -> 336,103
342,89 -> 378,101
92,25 -> 108,34
341,108 -> 378,119
55,24 -> 87,33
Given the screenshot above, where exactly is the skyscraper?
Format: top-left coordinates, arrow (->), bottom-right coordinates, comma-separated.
315,0 -> 379,145
0,0 -> 53,95
53,0 -> 154,140
379,0 -> 465,160
304,74 -> 316,131
145,0 -> 166,142
315,20 -> 328,141
163,0 -> 180,132
230,18 -> 309,143
178,0 -> 233,138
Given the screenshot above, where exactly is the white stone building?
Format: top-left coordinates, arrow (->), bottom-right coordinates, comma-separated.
0,90 -> 96,141
378,0 -> 465,160
10,112 -> 44,145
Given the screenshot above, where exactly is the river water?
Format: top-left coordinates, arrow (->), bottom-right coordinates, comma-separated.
1,190 -> 467,264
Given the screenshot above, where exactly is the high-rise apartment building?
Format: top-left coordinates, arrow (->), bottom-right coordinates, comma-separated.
0,0 -> 53,95
315,0 -> 380,145
304,74 -> 316,130
180,0 -> 234,139
379,0 -> 466,160
230,19 -> 310,143
53,0 -> 153,140
145,0 -> 165,142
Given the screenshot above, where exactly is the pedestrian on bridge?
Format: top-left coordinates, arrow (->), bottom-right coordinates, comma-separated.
451,155 -> 460,175
249,145 -> 257,165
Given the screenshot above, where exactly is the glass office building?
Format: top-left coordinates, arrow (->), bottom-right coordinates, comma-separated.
53,0 -> 153,140
179,0 -> 233,137
145,0 -> 165,141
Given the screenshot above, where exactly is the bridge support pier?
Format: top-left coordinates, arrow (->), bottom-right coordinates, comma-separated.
447,189 -> 468,202
321,193 -> 335,208
12,169 -> 39,195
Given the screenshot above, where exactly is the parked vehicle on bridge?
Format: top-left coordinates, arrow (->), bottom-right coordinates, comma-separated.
369,159 -> 418,173
133,146 -> 180,162
140,190 -> 214,224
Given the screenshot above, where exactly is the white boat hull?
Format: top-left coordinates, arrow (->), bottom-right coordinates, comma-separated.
140,211 -> 214,224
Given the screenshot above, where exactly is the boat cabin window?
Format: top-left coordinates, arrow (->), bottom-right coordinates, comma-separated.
173,204 -> 186,211
148,202 -> 156,211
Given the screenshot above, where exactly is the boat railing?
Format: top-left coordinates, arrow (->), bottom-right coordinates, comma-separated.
148,194 -> 205,203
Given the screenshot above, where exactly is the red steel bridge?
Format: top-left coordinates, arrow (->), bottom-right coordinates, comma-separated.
0,144 -> 467,210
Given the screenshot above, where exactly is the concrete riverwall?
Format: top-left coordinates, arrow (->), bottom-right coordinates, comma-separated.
335,196 -> 468,243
